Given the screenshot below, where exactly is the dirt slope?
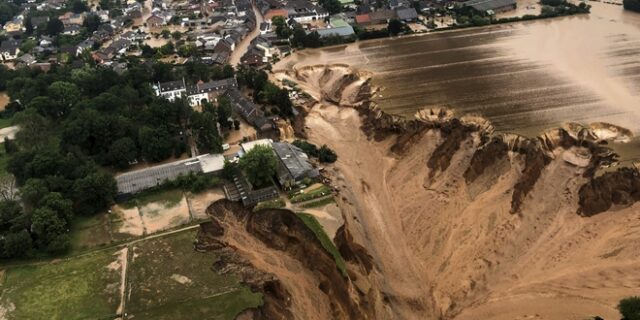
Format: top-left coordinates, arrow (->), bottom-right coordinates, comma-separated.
270,65 -> 640,319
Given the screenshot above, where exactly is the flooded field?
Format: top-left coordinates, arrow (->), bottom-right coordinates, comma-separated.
277,2 -> 640,162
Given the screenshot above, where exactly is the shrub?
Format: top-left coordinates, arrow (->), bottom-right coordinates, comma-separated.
619,296 -> 640,320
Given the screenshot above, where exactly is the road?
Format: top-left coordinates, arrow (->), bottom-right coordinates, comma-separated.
228,3 -> 264,66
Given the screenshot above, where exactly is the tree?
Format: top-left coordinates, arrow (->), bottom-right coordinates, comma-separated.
217,96 -> 233,129
388,19 -> 404,36
292,140 -> 319,157
4,137 -> 17,154
45,18 -> 64,36
20,178 -> 49,208
31,207 -> 68,250
3,230 -> 32,257
69,0 -> 89,13
138,126 -> 174,162
83,14 -> 102,33
272,16 -> 290,38
48,81 -> 81,112
171,31 -> 182,40
318,145 -> 337,163
239,145 -> 277,188
161,29 -> 171,39
619,297 -> 640,320
72,171 -> 117,215
109,137 -> 137,169
40,192 -> 73,223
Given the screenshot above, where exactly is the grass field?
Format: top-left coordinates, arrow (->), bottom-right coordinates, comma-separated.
69,214 -> 113,252
290,185 -> 332,203
253,198 -> 286,212
0,117 -> 13,130
300,196 -> 335,208
0,249 -> 122,320
126,229 -> 262,319
296,213 -> 347,277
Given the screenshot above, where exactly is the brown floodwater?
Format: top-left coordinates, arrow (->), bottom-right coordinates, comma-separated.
277,2 -> 640,163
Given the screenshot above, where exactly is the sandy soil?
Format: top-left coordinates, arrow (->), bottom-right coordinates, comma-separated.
0,92 -> 9,111
113,205 -> 145,237
281,64 -> 640,319
110,247 -> 129,316
298,202 -> 344,239
213,204 -> 335,320
187,189 -> 226,220
0,126 -> 19,141
139,196 -> 190,234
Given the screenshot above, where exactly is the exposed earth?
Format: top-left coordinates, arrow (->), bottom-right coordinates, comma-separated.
206,64 -> 640,320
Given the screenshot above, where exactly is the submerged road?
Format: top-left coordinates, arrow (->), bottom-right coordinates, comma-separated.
229,2 -> 264,66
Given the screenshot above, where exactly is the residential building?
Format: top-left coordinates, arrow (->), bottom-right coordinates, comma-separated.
285,0 -> 328,22
146,14 -> 165,27
0,40 -> 21,61
396,7 -> 418,21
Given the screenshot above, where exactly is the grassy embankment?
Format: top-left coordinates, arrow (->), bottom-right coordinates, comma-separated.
296,213 -> 347,277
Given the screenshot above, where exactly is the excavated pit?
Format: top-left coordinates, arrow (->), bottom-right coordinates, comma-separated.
268,64 -> 640,319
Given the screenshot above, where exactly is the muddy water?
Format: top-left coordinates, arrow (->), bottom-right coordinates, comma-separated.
277,2 -> 640,162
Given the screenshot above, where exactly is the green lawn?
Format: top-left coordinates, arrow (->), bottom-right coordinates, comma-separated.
130,287 -> 262,320
0,249 -> 122,320
296,213 -> 347,277
126,230 -> 262,319
301,197 -> 335,208
290,185 -> 332,203
0,117 -> 13,130
69,213 -> 113,252
253,198 -> 286,212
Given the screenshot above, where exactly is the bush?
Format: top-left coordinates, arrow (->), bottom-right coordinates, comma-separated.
318,145 -> 337,163
619,296 -> 640,320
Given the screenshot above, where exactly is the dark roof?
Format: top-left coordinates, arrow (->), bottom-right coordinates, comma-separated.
186,78 -> 237,95
395,7 -> 418,20
0,40 -> 21,54
226,88 -> 258,122
464,0 -> 516,11
369,9 -> 396,22
31,16 -> 50,26
159,79 -> 186,92
272,142 -> 319,185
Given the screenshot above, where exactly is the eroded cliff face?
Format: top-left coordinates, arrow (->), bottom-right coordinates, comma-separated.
260,64 -> 640,319
198,200 -> 376,320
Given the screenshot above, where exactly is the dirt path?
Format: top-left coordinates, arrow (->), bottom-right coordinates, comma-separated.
228,3 -> 263,66
115,247 -> 129,316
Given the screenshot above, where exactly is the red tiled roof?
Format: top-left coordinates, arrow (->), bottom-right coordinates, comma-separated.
265,9 -> 289,20
355,14 -> 371,24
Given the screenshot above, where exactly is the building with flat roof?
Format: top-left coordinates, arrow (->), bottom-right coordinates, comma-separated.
463,0 -> 517,14
115,154 -> 224,195
272,142 -> 319,189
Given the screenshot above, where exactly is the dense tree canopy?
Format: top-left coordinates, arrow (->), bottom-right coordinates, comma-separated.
0,61 -> 235,259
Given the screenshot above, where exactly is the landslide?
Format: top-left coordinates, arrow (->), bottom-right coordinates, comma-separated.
198,200 -> 374,320
280,64 -> 640,319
